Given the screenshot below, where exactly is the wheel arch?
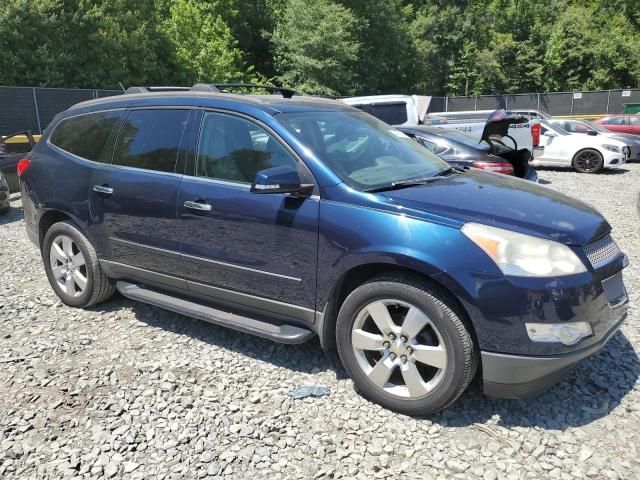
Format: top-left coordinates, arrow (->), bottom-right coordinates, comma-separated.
317,260 -> 477,351
38,209 -> 87,248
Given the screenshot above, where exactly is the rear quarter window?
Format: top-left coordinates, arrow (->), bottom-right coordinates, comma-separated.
49,110 -> 123,162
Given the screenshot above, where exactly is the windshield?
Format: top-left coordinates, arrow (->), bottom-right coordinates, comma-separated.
541,120 -> 570,136
277,111 -> 448,191
581,120 -> 609,133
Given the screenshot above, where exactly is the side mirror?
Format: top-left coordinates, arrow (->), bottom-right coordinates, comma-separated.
586,130 -> 598,136
250,165 -> 314,196
544,131 -> 557,138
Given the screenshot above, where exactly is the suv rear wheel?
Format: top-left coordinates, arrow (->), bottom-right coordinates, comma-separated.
336,274 -> 477,415
42,221 -> 115,308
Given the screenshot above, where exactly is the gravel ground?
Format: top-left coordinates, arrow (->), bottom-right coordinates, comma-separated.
0,164 -> 639,480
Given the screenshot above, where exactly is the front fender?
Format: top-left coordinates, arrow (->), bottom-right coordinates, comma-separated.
316,199 -> 500,309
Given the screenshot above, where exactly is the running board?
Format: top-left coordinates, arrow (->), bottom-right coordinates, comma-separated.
116,281 -> 314,344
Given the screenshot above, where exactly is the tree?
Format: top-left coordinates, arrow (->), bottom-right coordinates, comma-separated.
161,0 -> 249,84
0,0 -> 167,88
271,0 -> 360,95
338,0 -> 417,93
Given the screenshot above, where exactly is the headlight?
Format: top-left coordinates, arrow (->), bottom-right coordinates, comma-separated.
601,144 -> 620,152
461,223 -> 587,277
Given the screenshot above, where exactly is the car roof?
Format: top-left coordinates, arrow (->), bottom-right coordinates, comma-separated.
68,91 -> 357,115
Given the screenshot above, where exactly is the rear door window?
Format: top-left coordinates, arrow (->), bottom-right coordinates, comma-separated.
50,110 -> 123,162
113,109 -> 189,173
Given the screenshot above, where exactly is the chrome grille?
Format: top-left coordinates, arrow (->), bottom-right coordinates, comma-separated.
584,235 -> 620,267
601,271 -> 627,307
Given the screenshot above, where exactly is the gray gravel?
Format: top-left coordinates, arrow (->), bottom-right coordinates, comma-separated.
1,164 -> 639,480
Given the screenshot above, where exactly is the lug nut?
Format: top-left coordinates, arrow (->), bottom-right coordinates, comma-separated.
389,352 -> 397,361
388,333 -> 396,340
401,355 -> 408,364
407,346 -> 414,355
400,335 -> 408,343
383,341 -> 391,349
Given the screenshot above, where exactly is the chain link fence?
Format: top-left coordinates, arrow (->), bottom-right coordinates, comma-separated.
0,86 -> 121,135
1,86 -> 639,134
430,89 -> 640,115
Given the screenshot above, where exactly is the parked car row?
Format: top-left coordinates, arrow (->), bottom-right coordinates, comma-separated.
551,118 -> 640,161
342,95 -> 638,175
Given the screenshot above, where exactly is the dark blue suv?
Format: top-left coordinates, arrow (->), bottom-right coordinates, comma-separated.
19,85 -> 629,415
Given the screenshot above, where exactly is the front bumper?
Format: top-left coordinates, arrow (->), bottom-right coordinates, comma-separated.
482,315 -> 624,398
603,151 -> 626,167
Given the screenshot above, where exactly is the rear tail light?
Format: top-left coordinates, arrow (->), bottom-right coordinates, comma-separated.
472,161 -> 515,176
531,122 -> 540,146
17,158 -> 31,176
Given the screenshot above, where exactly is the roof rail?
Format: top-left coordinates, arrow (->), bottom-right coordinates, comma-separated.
125,86 -> 191,94
191,83 -> 298,99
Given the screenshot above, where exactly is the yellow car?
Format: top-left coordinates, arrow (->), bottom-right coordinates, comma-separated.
0,131 -> 39,193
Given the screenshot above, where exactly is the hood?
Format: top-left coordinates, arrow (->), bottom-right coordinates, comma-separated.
382,170 -> 609,246
609,133 -> 640,145
480,110 -> 530,143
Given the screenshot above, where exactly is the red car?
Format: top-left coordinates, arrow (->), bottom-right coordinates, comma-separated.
592,114 -> 640,134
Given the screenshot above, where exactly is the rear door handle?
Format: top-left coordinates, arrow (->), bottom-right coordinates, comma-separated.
93,185 -> 113,195
184,200 -> 212,212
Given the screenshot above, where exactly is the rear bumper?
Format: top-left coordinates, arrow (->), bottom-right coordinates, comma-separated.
482,316 -> 624,398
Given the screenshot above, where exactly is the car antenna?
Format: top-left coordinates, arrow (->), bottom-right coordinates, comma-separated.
118,82 -> 126,93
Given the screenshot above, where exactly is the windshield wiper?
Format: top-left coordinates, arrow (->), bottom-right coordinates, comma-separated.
365,167 -> 463,193
365,177 -> 438,193
434,166 -> 465,176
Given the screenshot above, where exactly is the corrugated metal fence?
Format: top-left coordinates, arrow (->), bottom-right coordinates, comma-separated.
1,86 -> 639,134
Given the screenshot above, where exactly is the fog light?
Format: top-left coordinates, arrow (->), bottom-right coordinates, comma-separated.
525,322 -> 593,346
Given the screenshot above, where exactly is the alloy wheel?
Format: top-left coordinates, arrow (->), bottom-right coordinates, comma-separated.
49,234 -> 88,297
351,299 -> 447,398
575,151 -> 601,172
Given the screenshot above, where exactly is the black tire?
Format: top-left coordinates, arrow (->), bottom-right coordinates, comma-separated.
336,274 -> 477,415
0,204 -> 9,215
42,220 -> 115,308
573,149 -> 604,173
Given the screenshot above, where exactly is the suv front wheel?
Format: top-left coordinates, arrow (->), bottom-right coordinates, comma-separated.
42,221 -> 115,308
336,274 -> 477,415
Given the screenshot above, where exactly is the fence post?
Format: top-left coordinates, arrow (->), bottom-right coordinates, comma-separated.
570,93 -> 574,115
606,90 -> 611,114
32,88 -> 42,134
474,96 -> 477,111
445,96 -> 448,112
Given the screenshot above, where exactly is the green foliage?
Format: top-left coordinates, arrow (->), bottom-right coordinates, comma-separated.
161,0 -> 249,84
0,0 -> 639,95
0,0 -> 167,88
271,0 -> 360,95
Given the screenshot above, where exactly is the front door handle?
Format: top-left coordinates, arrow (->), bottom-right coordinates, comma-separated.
184,200 -> 212,212
93,185 -> 113,195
